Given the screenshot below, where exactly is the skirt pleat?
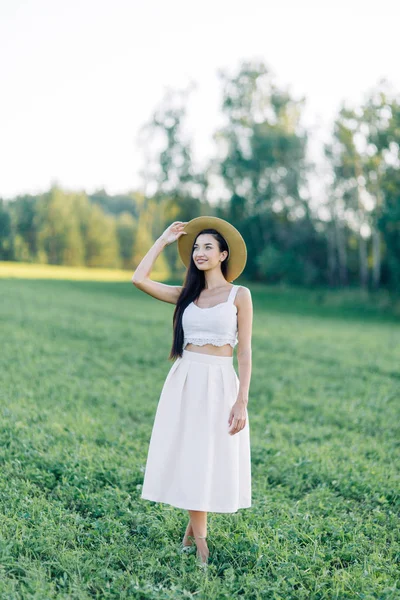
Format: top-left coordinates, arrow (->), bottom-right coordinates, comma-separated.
140,349 -> 252,513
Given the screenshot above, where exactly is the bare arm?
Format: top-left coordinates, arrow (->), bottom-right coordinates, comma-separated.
131,221 -> 187,305
227,286 -> 253,435
236,286 -> 253,405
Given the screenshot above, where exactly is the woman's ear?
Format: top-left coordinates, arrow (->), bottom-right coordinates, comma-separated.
220,250 -> 228,263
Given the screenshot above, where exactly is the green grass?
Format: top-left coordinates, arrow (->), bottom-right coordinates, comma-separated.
0,260 -> 169,282
0,277 -> 399,599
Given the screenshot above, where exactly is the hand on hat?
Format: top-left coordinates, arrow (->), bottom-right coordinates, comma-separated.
160,221 -> 188,246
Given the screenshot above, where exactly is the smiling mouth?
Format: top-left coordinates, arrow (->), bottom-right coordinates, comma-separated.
196,260 -> 207,263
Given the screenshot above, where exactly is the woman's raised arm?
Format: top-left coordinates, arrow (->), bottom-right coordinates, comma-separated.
131,221 -> 187,305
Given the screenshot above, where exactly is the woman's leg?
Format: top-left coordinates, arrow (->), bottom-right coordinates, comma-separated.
188,509 -> 209,563
182,513 -> 194,546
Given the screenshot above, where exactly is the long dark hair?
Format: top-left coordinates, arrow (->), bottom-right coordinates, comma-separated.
168,228 -> 230,361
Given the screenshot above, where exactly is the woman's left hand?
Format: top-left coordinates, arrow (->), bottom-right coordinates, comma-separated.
228,401 -> 247,436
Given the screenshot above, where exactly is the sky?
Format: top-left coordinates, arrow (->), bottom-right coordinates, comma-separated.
1,0 -> 399,203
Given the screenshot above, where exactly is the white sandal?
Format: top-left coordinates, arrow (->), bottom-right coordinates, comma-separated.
179,534 -> 195,553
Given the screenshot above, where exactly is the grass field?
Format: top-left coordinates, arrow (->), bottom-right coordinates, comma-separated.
1,273 -> 399,599
0,261 -> 168,282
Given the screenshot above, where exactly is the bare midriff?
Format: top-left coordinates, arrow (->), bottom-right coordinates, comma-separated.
184,343 -> 234,357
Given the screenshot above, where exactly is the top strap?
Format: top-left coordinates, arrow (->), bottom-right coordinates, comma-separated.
228,284 -> 240,304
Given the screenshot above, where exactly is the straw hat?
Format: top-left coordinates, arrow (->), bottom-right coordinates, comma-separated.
177,216 -> 247,282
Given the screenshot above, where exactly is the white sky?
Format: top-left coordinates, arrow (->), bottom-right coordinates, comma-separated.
1,0 -> 399,202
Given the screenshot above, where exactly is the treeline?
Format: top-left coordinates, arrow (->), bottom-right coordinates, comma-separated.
0,188 -> 172,275
1,59 -> 399,292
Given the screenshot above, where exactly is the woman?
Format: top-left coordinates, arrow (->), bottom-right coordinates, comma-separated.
132,216 -> 253,568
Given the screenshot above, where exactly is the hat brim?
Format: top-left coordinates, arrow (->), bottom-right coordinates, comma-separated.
178,216 -> 247,282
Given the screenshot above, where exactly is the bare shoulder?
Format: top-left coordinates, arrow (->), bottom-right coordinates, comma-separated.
235,285 -> 252,303
236,286 -> 253,348
234,285 -> 252,313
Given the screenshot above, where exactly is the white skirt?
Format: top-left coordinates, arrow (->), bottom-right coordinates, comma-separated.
140,349 -> 252,513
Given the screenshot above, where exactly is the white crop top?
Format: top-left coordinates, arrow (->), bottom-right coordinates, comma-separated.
182,285 -> 240,349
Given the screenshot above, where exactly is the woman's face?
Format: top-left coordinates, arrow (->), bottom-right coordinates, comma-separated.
192,233 -> 228,272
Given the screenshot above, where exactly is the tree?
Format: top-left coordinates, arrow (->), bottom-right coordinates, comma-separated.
326,107 -> 371,289
327,79 -> 400,290
35,186 -> 85,266
137,84 -> 207,201
362,81 -> 400,289
0,199 -> 13,260
212,59 -> 313,282
116,211 -> 136,270
214,60 -> 309,217
131,198 -> 170,277
85,203 -> 120,268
